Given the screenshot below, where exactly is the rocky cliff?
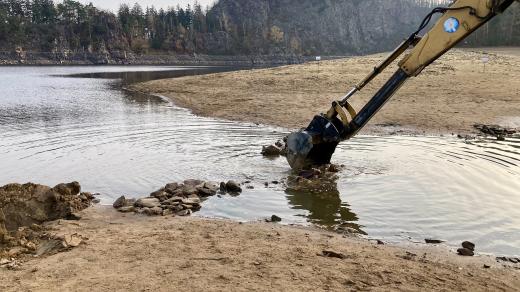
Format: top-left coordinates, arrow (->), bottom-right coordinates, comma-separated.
206,0 -> 430,55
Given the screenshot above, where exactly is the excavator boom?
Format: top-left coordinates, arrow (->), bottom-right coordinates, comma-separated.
287,0 -> 517,170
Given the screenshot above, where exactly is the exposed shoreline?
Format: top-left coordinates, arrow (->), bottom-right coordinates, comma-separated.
2,206 -> 519,291
130,48 -> 520,135
0,51 -> 342,66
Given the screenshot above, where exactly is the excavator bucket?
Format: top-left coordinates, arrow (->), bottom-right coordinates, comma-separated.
286,115 -> 344,170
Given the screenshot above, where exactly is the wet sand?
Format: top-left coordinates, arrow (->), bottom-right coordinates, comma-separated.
131,48 -> 520,134
2,207 -> 519,292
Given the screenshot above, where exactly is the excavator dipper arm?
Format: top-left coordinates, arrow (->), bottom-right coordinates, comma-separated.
286,0 -> 517,170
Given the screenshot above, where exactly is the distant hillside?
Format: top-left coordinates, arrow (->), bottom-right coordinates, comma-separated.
206,0 -> 432,55
0,0 -> 518,62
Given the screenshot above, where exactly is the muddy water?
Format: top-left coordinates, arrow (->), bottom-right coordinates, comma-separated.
1,67 -> 519,256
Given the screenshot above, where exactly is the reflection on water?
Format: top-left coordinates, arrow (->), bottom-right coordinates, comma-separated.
63,66 -> 246,85
285,188 -> 363,233
0,66 -> 519,256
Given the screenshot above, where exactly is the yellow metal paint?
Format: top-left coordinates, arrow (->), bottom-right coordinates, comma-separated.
399,0 -> 493,76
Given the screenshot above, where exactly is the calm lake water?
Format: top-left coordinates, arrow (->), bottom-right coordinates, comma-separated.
1,66 -> 519,256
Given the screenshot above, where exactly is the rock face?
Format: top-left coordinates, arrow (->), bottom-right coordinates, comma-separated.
208,0 -> 428,55
0,182 -> 93,242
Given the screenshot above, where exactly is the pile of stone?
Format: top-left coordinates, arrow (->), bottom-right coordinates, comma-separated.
261,137 -> 288,157
113,179 -> 242,217
457,241 -> 476,256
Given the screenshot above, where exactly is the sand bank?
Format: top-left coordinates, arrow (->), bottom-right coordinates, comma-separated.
131,48 -> 520,134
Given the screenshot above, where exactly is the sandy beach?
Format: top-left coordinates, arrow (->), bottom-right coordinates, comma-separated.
131,48 -> 520,134
2,207 -> 519,292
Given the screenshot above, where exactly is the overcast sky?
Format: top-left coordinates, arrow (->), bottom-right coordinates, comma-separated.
77,0 -> 216,12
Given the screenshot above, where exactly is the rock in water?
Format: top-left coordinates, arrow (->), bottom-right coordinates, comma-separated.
462,241 -> 475,251
261,145 -> 282,156
270,215 -> 282,222
225,180 -> 242,193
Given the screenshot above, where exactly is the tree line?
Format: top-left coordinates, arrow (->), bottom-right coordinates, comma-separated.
0,0 -> 518,56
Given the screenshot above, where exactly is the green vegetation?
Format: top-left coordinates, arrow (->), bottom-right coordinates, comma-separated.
0,0 -> 518,56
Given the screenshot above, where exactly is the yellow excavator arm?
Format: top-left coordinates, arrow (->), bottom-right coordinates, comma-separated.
286,0 -> 517,169
401,0 -> 515,76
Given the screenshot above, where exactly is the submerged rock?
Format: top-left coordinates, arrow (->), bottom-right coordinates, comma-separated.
261,138 -> 288,157
286,164 -> 343,194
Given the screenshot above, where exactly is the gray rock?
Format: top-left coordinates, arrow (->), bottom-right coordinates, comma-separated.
225,180 -> 242,193
135,197 -> 161,208
164,183 -> 180,194
457,248 -> 474,256
462,241 -> 475,251
150,190 -> 169,201
204,182 -> 219,191
180,185 -> 198,196
261,145 -> 282,156
184,179 -> 204,187
117,206 -> 135,213
113,196 -> 127,209
171,205 -> 184,212
182,197 -> 201,205
197,186 -> 217,197
162,196 -> 183,205
220,182 -> 227,192
144,207 -> 163,216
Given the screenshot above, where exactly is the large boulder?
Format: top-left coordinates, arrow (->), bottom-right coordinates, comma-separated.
0,182 -> 92,243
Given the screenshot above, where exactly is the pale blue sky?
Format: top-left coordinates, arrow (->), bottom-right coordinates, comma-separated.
77,0 -> 216,12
